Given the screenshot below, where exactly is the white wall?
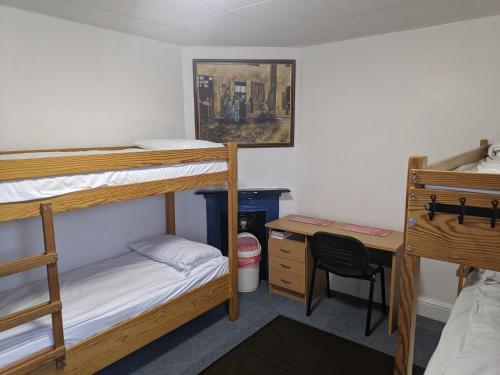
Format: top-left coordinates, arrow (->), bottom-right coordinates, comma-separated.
176,47 -> 301,242
0,6 -> 184,291
299,15 -> 500,320
0,6 -> 185,150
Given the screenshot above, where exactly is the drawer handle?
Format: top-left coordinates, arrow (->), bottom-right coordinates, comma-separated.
280,278 -> 291,284
280,264 -> 291,269
280,248 -> 292,254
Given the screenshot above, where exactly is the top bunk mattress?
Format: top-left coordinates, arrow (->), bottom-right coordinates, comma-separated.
0,251 -> 228,368
424,269 -> 500,375
0,148 -> 228,203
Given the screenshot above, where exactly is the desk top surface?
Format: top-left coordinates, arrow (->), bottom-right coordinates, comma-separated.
265,215 -> 403,253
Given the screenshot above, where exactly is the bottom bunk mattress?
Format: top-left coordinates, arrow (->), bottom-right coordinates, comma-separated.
0,251 -> 228,368
425,269 -> 500,375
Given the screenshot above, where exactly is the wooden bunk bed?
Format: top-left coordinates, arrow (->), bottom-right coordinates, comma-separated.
0,142 -> 239,374
395,139 -> 500,374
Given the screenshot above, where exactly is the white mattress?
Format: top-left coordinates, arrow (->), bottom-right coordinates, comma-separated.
425,270 -> 500,375
0,148 -> 228,203
0,252 -> 228,368
426,157 -> 500,195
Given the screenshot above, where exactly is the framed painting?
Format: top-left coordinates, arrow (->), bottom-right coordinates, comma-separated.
193,59 -> 295,147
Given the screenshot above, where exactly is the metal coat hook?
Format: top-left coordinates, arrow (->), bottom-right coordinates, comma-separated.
458,197 -> 466,224
426,195 -> 437,220
491,200 -> 498,228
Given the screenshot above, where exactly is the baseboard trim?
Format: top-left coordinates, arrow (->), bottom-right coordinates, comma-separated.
416,297 -> 452,322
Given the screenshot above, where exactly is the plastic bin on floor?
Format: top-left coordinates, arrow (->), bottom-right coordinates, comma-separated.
237,232 -> 262,292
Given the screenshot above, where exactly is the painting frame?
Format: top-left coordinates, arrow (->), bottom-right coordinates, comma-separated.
193,59 -> 296,148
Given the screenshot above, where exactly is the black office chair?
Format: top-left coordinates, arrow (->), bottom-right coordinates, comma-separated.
306,232 -> 386,336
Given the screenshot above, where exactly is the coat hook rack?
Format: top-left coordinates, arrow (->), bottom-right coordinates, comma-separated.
425,195 -> 500,228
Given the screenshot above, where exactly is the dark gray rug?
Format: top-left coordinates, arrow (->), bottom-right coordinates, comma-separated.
202,316 -> 425,375
99,283 -> 443,374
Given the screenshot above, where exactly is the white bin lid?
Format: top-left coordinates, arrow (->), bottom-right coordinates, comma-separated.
238,232 -> 261,258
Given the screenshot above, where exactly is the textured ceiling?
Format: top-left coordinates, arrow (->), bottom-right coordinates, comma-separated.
2,0 -> 500,46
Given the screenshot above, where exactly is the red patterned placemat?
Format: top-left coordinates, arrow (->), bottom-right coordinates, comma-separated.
341,224 -> 392,237
288,215 -> 333,227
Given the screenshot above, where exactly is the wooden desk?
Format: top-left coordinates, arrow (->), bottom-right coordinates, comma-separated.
265,215 -> 403,335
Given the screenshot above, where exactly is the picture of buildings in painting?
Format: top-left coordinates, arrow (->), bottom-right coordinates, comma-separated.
195,62 -> 293,146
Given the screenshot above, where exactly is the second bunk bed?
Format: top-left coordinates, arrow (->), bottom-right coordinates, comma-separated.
0,140 -> 239,374
395,139 -> 500,375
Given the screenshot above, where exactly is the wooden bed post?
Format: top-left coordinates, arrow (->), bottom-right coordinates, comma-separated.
227,142 -> 239,321
165,192 -> 176,235
41,204 -> 66,369
395,156 -> 427,375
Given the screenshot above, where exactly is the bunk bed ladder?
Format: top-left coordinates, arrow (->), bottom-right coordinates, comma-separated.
0,203 -> 66,372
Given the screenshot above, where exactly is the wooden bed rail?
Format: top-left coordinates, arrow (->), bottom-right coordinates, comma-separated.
410,169 -> 500,190
395,139 -> 500,375
0,172 -> 229,222
0,147 -> 229,181
411,139 -> 498,190
0,144 -> 235,222
427,139 -> 489,171
0,145 -> 136,156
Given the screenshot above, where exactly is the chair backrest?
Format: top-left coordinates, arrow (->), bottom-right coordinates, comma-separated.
311,232 -> 370,278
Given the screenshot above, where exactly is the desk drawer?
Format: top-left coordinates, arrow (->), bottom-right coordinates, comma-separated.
269,255 -> 304,278
268,238 -> 305,263
269,269 -> 305,294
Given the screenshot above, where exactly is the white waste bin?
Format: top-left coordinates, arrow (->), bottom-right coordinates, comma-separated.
237,232 -> 262,292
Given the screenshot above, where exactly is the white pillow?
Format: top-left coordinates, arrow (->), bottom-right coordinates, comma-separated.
134,138 -> 223,150
128,234 -> 222,274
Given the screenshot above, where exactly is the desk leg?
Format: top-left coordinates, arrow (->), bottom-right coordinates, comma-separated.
388,250 -> 401,335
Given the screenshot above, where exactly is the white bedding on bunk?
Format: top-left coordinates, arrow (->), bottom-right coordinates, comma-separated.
0,251 -> 228,368
0,146 -> 227,204
425,270 -> 500,375
426,154 -> 500,194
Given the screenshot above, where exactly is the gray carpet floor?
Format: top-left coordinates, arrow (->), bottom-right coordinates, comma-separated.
99,282 -> 444,375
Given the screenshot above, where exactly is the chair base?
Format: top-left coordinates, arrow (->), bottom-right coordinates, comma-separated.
307,264 -> 387,337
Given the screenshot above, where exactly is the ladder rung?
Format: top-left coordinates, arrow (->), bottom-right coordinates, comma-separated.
0,301 -> 62,333
0,253 -> 57,278
2,346 -> 66,374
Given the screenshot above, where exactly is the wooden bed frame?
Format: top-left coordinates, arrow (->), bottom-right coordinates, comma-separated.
395,139 -> 500,374
0,143 -> 239,374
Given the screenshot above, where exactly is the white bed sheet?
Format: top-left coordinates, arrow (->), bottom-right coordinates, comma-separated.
0,252 -> 228,368
0,148 -> 228,203
425,156 -> 500,195
425,270 -> 500,375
